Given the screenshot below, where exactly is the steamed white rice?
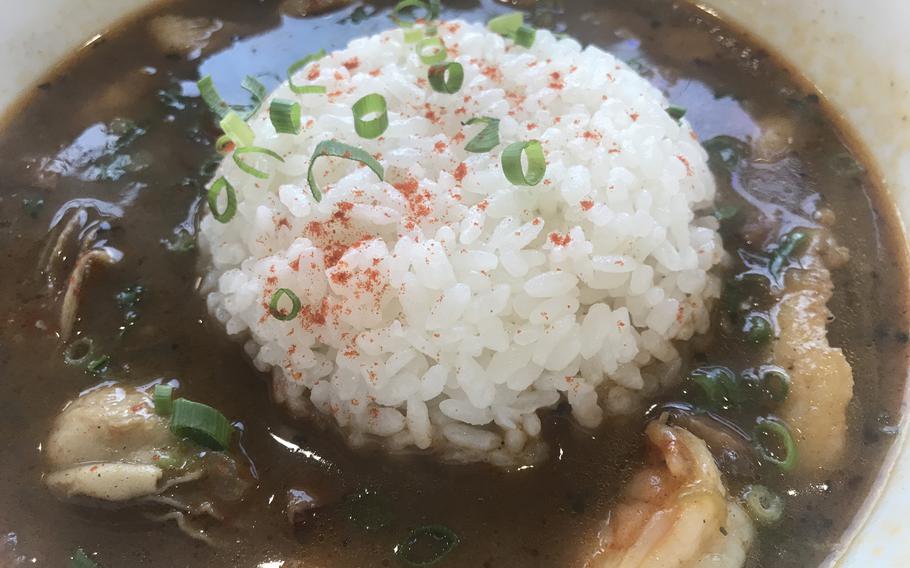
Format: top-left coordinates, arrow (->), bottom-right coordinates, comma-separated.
199,20 -> 723,465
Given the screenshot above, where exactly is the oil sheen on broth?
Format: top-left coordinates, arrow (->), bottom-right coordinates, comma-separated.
0,0 -> 907,567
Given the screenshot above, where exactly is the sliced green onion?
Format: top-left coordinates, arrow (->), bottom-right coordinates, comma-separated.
667,105 -> 687,122
197,75 -> 230,118
688,366 -> 745,408
233,146 -> 285,179
758,365 -> 791,404
170,398 -> 233,451
240,75 -> 267,117
219,111 -> 255,147
86,355 -> 111,375
462,117 -> 500,153
703,135 -> 749,172
404,27 -> 425,43
215,134 -> 234,154
64,337 -> 95,367
513,24 -> 537,47
344,488 -> 393,532
395,525 -> 460,567
428,62 -> 464,94
307,139 -> 384,202
69,548 -> 100,568
768,230 -> 809,286
391,0 -> 437,27
269,288 -> 302,321
501,140 -> 547,186
754,416 -> 798,471
352,93 -> 389,139
741,485 -> 784,525
154,384 -> 175,416
488,12 -> 525,36
207,177 -> 237,223
743,312 -> 773,344
416,37 -> 447,65
270,99 -> 302,134
288,49 -> 328,95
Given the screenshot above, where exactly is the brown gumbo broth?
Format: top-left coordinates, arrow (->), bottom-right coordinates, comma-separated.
0,0 -> 907,566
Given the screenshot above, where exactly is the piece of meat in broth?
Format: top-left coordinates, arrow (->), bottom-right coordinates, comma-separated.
773,231 -> 853,471
588,422 -> 754,568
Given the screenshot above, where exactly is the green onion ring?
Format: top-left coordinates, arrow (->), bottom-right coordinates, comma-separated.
269,288 -> 302,321
307,139 -> 384,202
513,24 -> 536,48
196,75 -> 230,118
428,62 -> 464,94
240,75 -> 267,117
233,146 -> 285,179
154,384 -> 175,416
215,134 -> 234,154
63,337 -> 95,367
416,37 -> 447,65
501,140 -> 547,186
667,105 -> 687,122
352,93 -> 389,139
219,111 -> 255,147
741,484 -> 784,525
69,548 -> 100,568
754,416 -> 798,471
170,398 -> 233,451
207,177 -> 237,223
270,99 -> 302,135
394,525 -> 460,567
758,365 -> 791,404
288,49 -> 328,95
462,117 -> 500,153
391,0 -> 437,27
487,11 -> 524,36
403,27 -> 425,43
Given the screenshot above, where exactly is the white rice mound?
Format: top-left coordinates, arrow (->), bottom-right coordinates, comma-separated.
199,20 -> 723,465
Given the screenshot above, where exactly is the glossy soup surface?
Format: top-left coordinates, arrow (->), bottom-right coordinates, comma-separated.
0,0 -> 907,566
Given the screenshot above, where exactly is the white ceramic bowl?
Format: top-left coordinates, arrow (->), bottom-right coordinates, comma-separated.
1,1 -> 908,565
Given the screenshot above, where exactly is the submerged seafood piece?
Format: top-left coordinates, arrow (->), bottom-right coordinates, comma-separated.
589,421 -> 754,568
773,232 -> 853,471
44,385 -> 249,543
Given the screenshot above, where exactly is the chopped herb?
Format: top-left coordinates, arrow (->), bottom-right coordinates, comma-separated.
69,548 -> 100,568
170,398 -> 234,451
306,139 -> 384,202
341,5 -> 379,24
462,117 -> 500,153
288,50 -> 328,95
688,365 -> 745,409
742,485 -> 784,525
428,62 -> 465,94
394,525 -> 460,566
219,111 -> 255,147
743,312 -> 773,344
233,146 -> 286,179
666,105 -> 687,122
768,230 -> 808,287
416,36 -> 447,65
703,135 -> 749,172
86,354 -> 111,375
240,75 -> 267,117
154,384 -> 175,416
352,93 -> 390,139
344,488 -> 393,532
164,227 -> 196,253
754,416 -> 798,471
270,99 -> 302,135
513,24 -> 537,48
207,177 -> 237,223
487,12 -> 524,36
22,197 -> 45,218
391,0 -> 439,27
501,140 -> 547,186
269,288 -> 302,321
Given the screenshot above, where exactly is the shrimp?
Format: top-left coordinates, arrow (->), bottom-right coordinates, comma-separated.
588,421 -> 754,568
773,231 -> 853,471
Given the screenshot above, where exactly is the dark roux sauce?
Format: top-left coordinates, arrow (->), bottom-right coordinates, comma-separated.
0,1 -> 906,566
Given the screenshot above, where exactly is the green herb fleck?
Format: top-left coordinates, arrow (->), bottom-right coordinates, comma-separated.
22,198 -> 45,218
